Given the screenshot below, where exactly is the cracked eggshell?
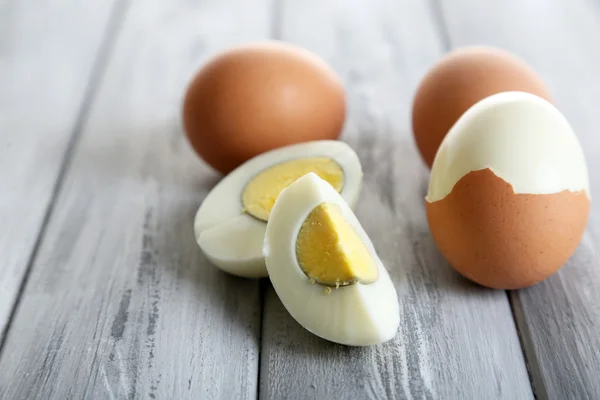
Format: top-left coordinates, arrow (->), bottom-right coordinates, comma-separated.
426,91 -> 591,289
194,140 -> 363,278
264,173 -> 400,346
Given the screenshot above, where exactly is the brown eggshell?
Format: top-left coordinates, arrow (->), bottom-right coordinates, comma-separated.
183,41 -> 346,174
412,46 -> 553,168
426,169 -> 590,289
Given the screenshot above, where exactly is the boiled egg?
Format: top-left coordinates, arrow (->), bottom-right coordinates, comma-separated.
194,140 -> 363,278
412,46 -> 553,168
426,91 -> 590,289
264,173 -> 400,346
183,41 -> 346,174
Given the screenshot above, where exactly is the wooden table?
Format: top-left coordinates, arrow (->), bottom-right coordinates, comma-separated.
1,0 -> 599,398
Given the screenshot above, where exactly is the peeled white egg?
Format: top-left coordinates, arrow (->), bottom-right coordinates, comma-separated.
264,172 -> 400,346
428,91 -> 589,202
194,140 -> 363,278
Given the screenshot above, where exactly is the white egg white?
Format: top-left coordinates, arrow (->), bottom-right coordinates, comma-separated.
427,91 -> 590,203
194,140 -> 363,278
263,172 -> 399,346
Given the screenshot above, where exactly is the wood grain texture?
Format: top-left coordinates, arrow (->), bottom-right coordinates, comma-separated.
437,0 -> 600,398
0,0 -> 271,399
259,1 -> 533,399
0,0 -> 119,344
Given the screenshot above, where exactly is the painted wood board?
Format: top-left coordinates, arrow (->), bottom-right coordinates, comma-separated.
0,0 -> 120,344
259,0 -> 534,399
0,0 -> 271,398
437,0 -> 600,398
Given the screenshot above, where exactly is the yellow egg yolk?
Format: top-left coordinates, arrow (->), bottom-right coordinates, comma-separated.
242,157 -> 344,221
295,202 -> 378,287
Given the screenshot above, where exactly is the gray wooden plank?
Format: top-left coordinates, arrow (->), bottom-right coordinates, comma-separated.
0,0 -> 271,399
0,0 -> 120,344
437,0 -> 600,398
259,0 -> 533,399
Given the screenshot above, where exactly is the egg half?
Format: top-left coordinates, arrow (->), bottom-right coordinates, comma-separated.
426,91 -> 590,289
264,173 -> 400,346
194,140 -> 363,278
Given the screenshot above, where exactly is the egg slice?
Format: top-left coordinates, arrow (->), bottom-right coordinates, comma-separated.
194,140 -> 363,278
426,91 -> 590,289
264,173 -> 399,346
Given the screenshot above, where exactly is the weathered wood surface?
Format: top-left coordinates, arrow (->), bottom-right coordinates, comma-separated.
0,0 -> 119,344
438,0 -> 600,398
3,0 -> 600,399
0,0 -> 271,399
259,1 -> 533,399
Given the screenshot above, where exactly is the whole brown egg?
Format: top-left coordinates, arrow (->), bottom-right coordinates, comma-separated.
412,46 -> 553,168
182,41 -> 346,174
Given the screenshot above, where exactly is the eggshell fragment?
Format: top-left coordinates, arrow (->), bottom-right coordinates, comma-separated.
427,169 -> 590,289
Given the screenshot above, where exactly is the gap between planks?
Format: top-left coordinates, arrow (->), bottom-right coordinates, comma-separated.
435,0 -> 600,397
0,0 -> 273,398
0,0 -> 132,355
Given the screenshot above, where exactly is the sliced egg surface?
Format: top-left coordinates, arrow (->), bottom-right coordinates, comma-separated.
194,140 -> 363,278
264,173 -> 400,346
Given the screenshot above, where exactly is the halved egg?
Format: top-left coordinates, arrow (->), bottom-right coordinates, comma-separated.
194,140 -> 363,278
264,173 -> 400,346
